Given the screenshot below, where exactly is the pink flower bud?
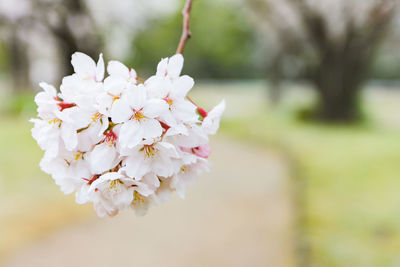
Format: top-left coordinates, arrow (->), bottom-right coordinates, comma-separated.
180,147 -> 192,153
197,107 -> 208,118
192,144 -> 211,158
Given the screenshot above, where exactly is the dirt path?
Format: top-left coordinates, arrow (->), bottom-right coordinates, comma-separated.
3,136 -> 295,267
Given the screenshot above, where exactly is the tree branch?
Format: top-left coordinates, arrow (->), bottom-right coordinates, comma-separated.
176,0 -> 194,54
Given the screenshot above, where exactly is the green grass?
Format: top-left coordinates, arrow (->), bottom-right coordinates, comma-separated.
222,105 -> 400,266
0,114 -> 91,260
0,115 -> 47,193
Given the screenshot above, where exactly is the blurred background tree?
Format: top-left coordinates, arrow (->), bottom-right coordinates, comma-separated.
0,0 -> 32,93
247,0 -> 397,122
32,0 -> 103,80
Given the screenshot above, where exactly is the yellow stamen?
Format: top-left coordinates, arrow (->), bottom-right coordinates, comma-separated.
74,152 -> 83,161
133,191 -> 145,204
141,146 -> 156,158
92,112 -> 101,121
110,179 -> 123,189
134,112 -> 145,121
48,118 -> 61,125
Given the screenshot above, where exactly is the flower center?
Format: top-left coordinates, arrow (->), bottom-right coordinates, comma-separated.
110,179 -> 123,189
163,96 -> 174,106
48,118 -> 62,126
105,130 -> 117,145
134,111 -> 145,121
133,191 -> 145,204
141,145 -> 156,158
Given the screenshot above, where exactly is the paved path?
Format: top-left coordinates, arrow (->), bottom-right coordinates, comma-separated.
3,137 -> 295,267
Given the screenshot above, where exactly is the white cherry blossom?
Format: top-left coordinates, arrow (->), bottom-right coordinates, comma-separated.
111,84 -> 168,148
122,141 -> 180,179
88,172 -> 135,217
87,129 -> 120,174
31,52 -> 225,217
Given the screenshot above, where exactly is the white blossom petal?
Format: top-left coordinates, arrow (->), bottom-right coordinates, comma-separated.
140,119 -> 162,140
167,54 -> 184,78
107,60 -> 130,78
111,98 -> 132,124
126,85 -> 147,111
156,58 -> 168,76
88,143 -> 119,174
142,99 -> 169,119
60,123 -> 78,151
124,155 -> 150,179
119,120 -> 143,148
71,52 -> 96,79
203,99 -> 226,135
172,75 -> 194,98
96,53 -> 105,82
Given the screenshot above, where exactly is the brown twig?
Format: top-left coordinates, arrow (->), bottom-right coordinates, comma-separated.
176,0 -> 194,54
186,95 -> 199,107
136,76 -> 145,84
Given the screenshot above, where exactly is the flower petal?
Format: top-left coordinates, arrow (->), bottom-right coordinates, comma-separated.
126,85 -> 147,111
124,155 -> 150,179
203,99 -> 226,135
88,143 -> 119,174
96,53 -> 105,82
107,60 -> 130,78
61,123 -> 78,151
167,54 -> 184,78
119,120 -> 143,148
39,82 -> 57,96
173,99 -> 197,123
71,52 -> 96,79
142,99 -> 169,119
172,75 -> 194,98
156,58 -> 168,76
111,98 -> 132,124
141,118 -> 162,140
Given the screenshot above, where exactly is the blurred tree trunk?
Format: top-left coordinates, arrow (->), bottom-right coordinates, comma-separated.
0,15 -> 31,93
312,43 -> 369,121
53,24 -> 79,77
9,25 -> 31,93
314,59 -> 362,121
37,0 -> 102,81
296,1 -> 395,122
57,0 -> 101,78
51,22 -> 85,77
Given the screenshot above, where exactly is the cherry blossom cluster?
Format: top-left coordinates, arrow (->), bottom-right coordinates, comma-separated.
31,52 -> 225,217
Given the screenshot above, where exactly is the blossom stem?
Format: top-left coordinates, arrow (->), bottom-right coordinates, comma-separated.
186,96 -> 208,118
176,0 -> 194,54
136,77 -> 145,84
186,95 -> 198,107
